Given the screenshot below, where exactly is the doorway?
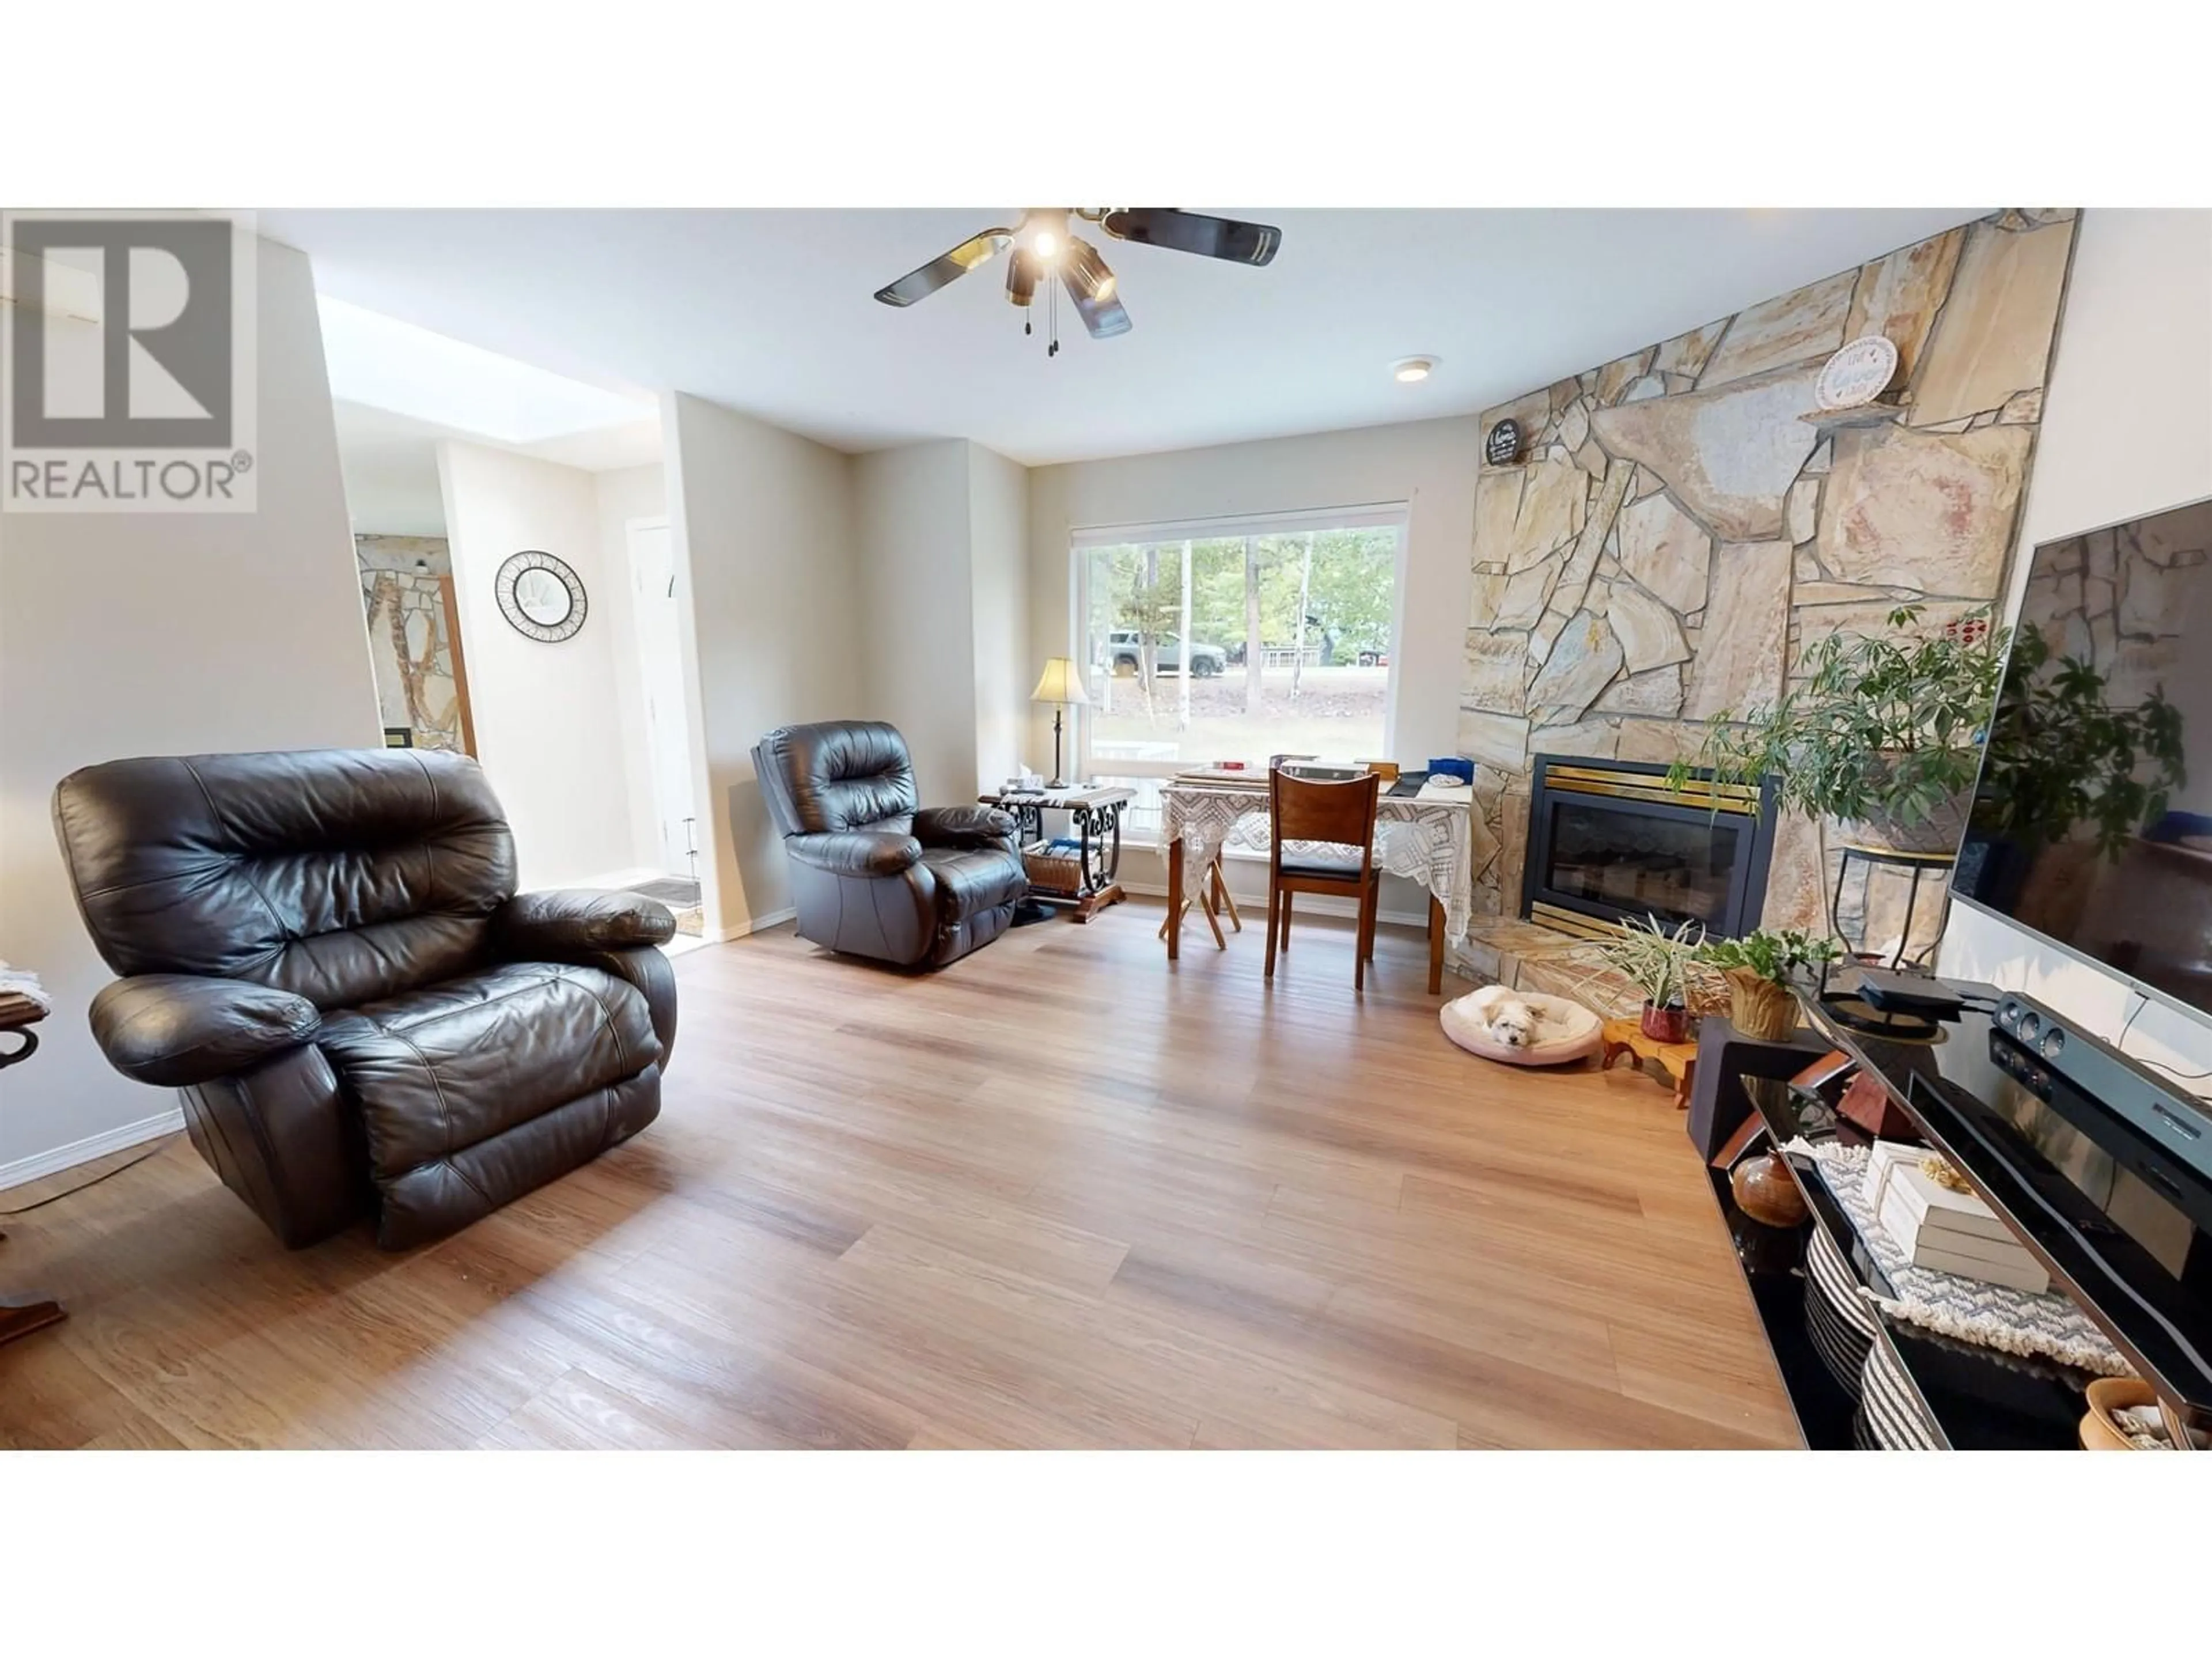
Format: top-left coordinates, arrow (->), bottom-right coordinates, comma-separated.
626,517 -> 699,887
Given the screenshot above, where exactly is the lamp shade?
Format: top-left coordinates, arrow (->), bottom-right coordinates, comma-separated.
1030,657 -> 1092,706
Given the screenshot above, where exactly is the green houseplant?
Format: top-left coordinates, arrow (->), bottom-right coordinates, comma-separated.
1582,914 -> 1710,1042
1694,927 -> 1841,1040
1665,606 -> 2010,853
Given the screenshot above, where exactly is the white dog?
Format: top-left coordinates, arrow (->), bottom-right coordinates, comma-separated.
1464,983 -> 1539,1050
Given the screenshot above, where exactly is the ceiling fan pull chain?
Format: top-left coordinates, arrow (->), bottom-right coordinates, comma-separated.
1049,276 -> 1061,357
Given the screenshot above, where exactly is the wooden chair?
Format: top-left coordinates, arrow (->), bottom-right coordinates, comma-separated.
1265,770 -> 1383,990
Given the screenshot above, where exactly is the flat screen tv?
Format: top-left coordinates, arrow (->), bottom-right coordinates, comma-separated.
1953,494 -> 2212,1020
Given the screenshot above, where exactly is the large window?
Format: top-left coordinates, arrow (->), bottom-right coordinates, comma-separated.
1072,507 -> 1405,837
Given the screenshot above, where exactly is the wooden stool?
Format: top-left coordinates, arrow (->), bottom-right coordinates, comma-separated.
1158,855 -> 1241,949
1599,1016 -> 1699,1110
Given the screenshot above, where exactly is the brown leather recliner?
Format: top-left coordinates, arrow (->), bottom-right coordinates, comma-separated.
51,748 -> 677,1251
753,721 -> 1027,968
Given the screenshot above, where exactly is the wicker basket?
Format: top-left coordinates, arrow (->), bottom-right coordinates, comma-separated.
1021,839 -> 1084,896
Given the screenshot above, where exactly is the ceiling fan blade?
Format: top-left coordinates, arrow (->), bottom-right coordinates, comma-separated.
1066,277 -> 1132,339
1100,209 -> 1280,266
873,228 -> 1014,306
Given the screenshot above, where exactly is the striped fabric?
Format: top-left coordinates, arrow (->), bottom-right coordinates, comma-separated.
1856,1330 -> 1944,1450
1804,1225 -> 1878,1399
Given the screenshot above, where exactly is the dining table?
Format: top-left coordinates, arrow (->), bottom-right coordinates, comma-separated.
1156,773 -> 1480,993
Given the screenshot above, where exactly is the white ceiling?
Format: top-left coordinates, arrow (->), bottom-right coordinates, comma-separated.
331,400 -> 664,537
268,209 -> 1983,467
319,294 -> 654,444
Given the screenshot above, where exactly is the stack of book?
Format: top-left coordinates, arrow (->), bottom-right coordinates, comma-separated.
0,960 -> 50,1025
1876,1160 -> 2050,1293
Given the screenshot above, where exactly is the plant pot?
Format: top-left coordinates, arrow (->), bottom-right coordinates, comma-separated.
1831,763 -> 1972,856
2078,1378 -> 2161,1450
1639,1001 -> 1692,1044
1722,967 -> 1800,1041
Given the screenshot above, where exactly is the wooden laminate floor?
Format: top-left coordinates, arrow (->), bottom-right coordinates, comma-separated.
0,901 -> 1799,1449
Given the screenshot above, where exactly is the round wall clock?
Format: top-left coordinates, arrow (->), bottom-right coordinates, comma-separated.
1815,335 -> 1900,411
495,550 -> 587,642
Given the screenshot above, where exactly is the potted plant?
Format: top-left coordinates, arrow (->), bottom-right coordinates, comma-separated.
1665,606 -> 2009,854
1584,914 -> 1708,1043
1694,927 -> 1841,1041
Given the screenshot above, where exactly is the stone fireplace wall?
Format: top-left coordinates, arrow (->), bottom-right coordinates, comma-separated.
1456,209 -> 2080,944
356,533 -> 469,753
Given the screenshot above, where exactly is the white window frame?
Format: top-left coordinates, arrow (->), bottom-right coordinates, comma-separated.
1067,502 -> 1411,815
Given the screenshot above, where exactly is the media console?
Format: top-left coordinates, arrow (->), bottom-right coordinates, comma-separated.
1689,974 -> 2212,1449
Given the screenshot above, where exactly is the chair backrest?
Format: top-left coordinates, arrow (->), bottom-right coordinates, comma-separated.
52,748 -> 517,1010
753,720 -> 920,836
1268,770 -> 1381,873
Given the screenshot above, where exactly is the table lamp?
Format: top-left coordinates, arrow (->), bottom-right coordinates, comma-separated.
1030,657 -> 1090,790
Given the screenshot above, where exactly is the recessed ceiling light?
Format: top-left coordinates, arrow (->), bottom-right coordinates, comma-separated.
1391,355 -> 1437,384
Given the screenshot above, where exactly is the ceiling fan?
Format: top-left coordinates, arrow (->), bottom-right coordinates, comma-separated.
872,208 -> 1281,354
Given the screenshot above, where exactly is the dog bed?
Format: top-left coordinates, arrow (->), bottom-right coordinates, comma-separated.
1440,988 -> 1604,1066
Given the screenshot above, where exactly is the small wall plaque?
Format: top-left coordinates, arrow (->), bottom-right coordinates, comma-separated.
1816,335 -> 1900,411
1483,418 -> 1523,467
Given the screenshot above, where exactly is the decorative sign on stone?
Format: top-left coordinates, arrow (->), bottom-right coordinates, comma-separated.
1815,334 -> 1901,411
1483,418 -> 1523,467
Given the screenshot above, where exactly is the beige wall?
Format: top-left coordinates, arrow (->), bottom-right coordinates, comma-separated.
437,440 -> 641,887
1942,209 -> 2212,1081
855,441 -> 983,801
968,442 -> 1031,793
664,391 -> 862,937
851,438 -> 1032,804
0,237 -> 380,1181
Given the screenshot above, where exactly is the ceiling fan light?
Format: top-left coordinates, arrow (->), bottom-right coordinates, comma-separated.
1006,248 -> 1041,308
1020,209 -> 1070,266
1063,237 -> 1117,304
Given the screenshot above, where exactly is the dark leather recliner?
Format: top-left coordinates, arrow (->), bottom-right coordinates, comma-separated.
51,748 -> 677,1251
753,721 -> 1027,968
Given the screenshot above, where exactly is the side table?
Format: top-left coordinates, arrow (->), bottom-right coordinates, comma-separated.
1,1005 -> 65,1347
1599,1016 -> 1700,1110
979,785 -> 1132,922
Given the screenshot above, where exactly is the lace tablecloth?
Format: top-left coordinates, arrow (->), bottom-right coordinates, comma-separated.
1157,781 -> 1478,946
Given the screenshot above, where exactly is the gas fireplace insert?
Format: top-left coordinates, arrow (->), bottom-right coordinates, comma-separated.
1520,753 -> 1777,939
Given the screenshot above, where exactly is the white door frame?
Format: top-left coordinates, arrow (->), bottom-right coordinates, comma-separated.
625,515 -> 699,882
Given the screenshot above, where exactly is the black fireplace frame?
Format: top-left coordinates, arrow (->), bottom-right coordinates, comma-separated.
1520,753 -> 1777,939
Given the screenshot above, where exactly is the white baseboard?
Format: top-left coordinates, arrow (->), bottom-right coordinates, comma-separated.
0,1106 -> 184,1195
1116,878 -> 1429,930
661,908 -> 791,952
